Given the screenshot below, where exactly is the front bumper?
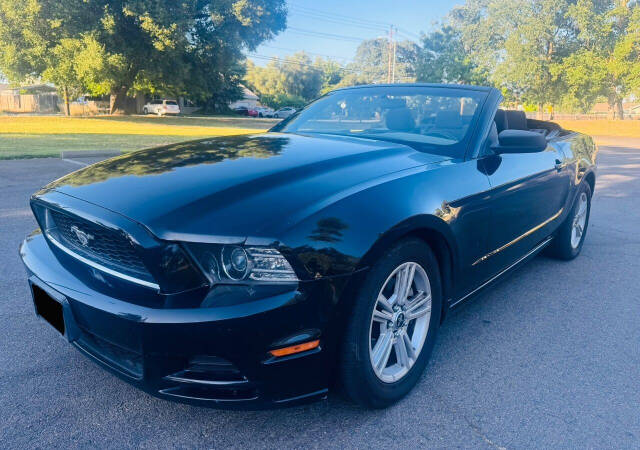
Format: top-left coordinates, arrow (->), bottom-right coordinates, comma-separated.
20,232 -> 343,408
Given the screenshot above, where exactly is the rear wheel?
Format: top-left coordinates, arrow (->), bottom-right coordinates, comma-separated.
340,238 -> 442,408
143,107 -> 148,115
546,182 -> 592,260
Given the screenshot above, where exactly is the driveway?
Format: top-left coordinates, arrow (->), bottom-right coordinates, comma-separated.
1,146 -> 639,448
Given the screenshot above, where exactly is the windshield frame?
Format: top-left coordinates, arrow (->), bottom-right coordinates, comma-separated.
270,85 -> 490,158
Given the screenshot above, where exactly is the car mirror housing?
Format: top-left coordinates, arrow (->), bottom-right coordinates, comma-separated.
493,130 -> 547,154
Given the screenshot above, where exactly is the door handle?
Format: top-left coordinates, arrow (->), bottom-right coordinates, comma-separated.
555,159 -> 563,171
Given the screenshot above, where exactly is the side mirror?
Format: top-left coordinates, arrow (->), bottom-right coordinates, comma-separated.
493,130 -> 547,154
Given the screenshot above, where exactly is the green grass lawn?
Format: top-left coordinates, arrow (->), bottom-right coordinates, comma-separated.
0,115 -> 276,159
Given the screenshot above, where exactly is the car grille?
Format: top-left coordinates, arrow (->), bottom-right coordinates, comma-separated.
48,209 -> 152,280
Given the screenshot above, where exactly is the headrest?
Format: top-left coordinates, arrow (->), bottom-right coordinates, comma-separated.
505,110 -> 528,130
435,110 -> 462,128
386,108 -> 415,132
494,109 -> 508,132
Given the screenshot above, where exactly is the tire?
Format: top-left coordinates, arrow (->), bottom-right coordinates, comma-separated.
143,108 -> 148,115
546,182 -> 592,260
274,114 -> 279,118
339,238 -> 442,408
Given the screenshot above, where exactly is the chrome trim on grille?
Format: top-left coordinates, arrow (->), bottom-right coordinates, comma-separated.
46,232 -> 160,290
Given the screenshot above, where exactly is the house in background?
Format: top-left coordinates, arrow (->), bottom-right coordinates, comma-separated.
229,85 -> 259,110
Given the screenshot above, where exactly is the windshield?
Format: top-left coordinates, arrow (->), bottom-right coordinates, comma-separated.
276,86 -> 487,157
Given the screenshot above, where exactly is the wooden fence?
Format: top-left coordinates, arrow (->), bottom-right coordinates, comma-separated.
526,112 -> 640,121
0,93 -> 59,113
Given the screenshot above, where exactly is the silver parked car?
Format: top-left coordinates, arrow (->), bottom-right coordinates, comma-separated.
255,106 -> 275,118
274,107 -> 297,119
143,99 -> 180,116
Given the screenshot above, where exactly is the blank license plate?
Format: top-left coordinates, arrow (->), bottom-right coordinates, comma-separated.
32,284 -> 65,335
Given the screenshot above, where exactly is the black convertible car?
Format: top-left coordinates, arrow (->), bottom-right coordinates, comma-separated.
20,84 -> 596,408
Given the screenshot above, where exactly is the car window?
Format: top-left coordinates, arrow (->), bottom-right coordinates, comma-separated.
165,100 -> 178,105
278,86 -> 486,157
151,100 -> 161,105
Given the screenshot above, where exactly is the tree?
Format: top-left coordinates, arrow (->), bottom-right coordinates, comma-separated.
279,53 -> 323,100
41,39 -> 85,116
314,58 -> 344,94
245,52 -> 325,106
349,38 -> 420,83
0,0 -> 90,115
0,0 -> 287,114
449,0 -> 577,116
416,25 -> 484,84
556,0 -> 640,118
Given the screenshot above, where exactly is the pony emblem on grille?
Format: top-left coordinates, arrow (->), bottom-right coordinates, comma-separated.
70,225 -> 94,247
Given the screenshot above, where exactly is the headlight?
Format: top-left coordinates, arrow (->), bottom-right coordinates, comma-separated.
221,246 -> 249,280
186,244 -> 298,284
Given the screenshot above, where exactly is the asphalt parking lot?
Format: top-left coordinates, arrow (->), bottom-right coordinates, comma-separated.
1,145 -> 639,449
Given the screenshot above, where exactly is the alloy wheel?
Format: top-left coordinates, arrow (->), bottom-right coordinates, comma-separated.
369,262 -> 432,383
571,192 -> 588,249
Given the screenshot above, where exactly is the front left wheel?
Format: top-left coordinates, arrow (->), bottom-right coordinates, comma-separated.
339,238 -> 442,408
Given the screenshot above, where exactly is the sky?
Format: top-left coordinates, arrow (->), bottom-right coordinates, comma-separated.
251,0 -> 462,65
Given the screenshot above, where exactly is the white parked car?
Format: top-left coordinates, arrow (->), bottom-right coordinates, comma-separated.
274,107 -> 297,119
143,99 -> 180,116
255,106 -> 275,118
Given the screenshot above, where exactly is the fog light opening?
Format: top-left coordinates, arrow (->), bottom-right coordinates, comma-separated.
269,340 -> 320,357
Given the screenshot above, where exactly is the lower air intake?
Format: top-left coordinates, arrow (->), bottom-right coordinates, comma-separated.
161,356 -> 257,402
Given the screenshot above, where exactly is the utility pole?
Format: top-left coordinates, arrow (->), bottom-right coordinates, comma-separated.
387,26 -> 393,83
392,27 -> 397,83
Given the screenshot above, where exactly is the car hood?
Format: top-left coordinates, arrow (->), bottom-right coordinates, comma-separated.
43,133 -> 448,241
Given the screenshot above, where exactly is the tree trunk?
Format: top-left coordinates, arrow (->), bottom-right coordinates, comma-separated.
110,86 -> 136,115
615,98 -> 624,120
549,104 -> 555,120
537,103 -> 544,120
62,86 -> 71,116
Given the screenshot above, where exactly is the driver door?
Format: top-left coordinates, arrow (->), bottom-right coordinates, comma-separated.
476,135 -> 570,275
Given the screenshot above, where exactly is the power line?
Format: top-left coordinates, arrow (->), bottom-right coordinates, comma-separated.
287,26 -> 370,43
289,5 -> 393,28
289,10 -> 388,34
247,53 -> 415,83
261,45 -> 351,61
396,28 -> 422,41
248,54 -> 358,74
288,5 -> 421,42
286,7 -> 420,45
248,54 -> 382,78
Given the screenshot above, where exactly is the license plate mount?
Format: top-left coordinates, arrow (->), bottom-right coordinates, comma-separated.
31,283 -> 65,335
